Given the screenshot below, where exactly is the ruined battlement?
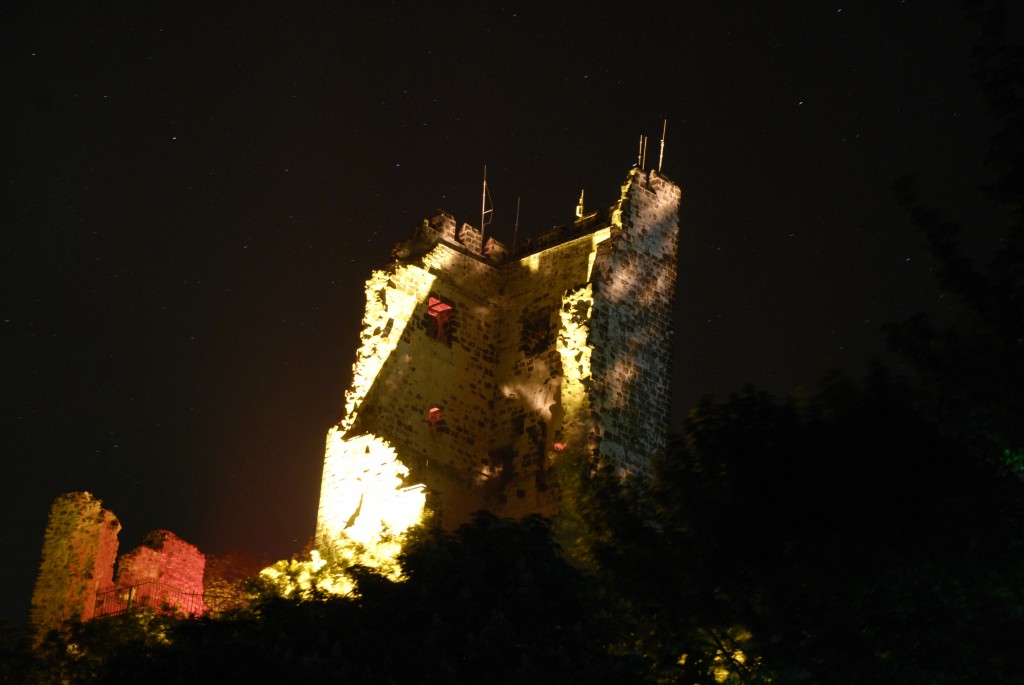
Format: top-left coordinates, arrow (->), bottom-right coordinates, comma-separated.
318,167 -> 680,537
30,493 -> 207,637
29,492 -> 120,633
115,530 -> 205,598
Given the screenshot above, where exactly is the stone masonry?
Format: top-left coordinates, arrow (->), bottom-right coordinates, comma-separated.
108,530 -> 207,616
30,493 -> 207,635
30,492 -> 121,636
317,168 -> 680,537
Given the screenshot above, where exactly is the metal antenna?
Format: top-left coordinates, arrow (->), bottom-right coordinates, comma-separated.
658,118 -> 667,172
641,136 -> 648,170
512,196 -> 521,254
480,165 -> 493,254
575,189 -> 585,218
637,134 -> 644,167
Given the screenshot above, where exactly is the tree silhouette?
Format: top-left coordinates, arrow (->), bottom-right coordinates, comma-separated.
578,377 -> 1024,683
887,0 -> 1024,470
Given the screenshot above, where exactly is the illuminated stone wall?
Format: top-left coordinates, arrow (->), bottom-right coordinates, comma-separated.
589,171 -> 681,476
30,492 -> 121,636
317,431 -> 425,551
318,168 -> 680,536
482,227 -> 613,519
115,530 -> 207,610
30,493 -> 208,630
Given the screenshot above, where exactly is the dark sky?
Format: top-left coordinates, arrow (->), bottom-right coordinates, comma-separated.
1,1 -> 1002,624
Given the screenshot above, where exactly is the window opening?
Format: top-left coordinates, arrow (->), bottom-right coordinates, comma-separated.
428,407 -> 444,433
425,297 -> 454,343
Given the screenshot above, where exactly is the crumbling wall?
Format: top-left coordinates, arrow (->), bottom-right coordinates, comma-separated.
31,494 -> 208,628
316,432 -> 425,560
115,530 -> 206,593
108,530 -> 207,616
30,492 -> 120,636
322,239 -> 507,531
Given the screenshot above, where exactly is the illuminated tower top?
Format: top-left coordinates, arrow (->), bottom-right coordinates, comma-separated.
317,167 -> 680,539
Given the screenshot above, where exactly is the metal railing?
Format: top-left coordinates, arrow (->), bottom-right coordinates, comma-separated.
94,580 -> 208,618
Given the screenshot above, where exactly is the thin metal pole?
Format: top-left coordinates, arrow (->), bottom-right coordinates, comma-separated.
512,196 -> 521,254
480,165 -> 490,253
658,119 -> 667,172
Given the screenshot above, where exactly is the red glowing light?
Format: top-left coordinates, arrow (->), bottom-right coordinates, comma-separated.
428,407 -> 444,432
426,297 -> 454,343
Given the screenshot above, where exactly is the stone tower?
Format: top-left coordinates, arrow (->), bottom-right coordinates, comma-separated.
30,492 -> 121,636
317,168 -> 680,540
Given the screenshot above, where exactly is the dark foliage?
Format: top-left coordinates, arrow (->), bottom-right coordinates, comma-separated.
0,621 -> 38,685
9,513 -> 636,685
1,611 -> 179,685
578,377 -> 1024,683
887,0 -> 1024,468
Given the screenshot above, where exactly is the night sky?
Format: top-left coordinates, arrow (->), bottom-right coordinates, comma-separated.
1,1 -> 1002,624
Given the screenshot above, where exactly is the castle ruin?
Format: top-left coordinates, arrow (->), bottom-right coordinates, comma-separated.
29,492 -> 121,633
29,167 -> 680,626
30,492 -> 206,638
317,167 -> 680,541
